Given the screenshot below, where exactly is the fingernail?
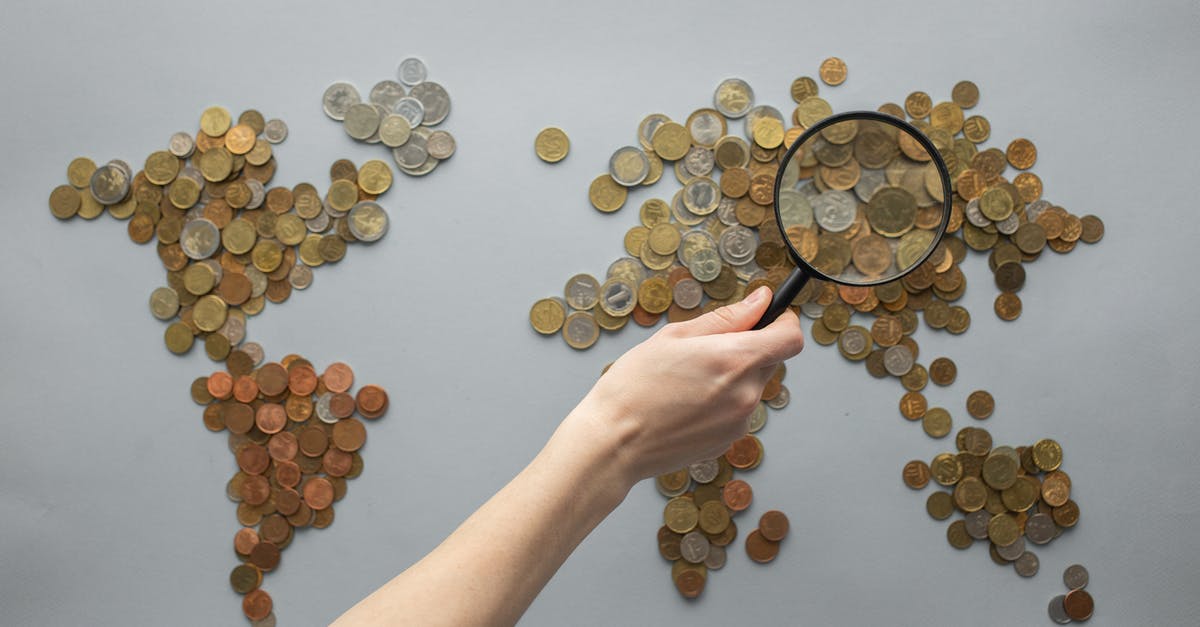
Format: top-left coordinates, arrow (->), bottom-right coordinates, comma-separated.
746,286 -> 768,305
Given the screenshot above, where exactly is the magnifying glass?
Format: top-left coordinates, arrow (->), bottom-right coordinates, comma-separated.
752,111 -> 953,330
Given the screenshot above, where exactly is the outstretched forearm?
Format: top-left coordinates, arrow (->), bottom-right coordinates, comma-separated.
332,402 -> 634,627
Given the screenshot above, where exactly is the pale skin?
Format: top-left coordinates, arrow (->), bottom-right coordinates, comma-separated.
333,286 -> 804,626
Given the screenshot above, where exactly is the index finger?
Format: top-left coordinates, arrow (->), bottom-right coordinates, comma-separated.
726,307 -> 805,368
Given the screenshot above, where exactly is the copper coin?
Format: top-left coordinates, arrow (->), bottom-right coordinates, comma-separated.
758,510 -> 790,542
745,529 -> 780,563
331,418 -> 367,452
259,513 -> 291,545
298,426 -> 328,457
225,403 -> 255,434
724,435 -> 760,469
288,364 -> 318,396
323,362 -> 354,393
255,403 -> 287,434
322,448 -> 354,477
234,527 -> 260,556
286,501 -> 314,527
658,525 -> 683,561
966,390 -> 995,419
674,569 -> 705,598
928,357 -> 957,386
903,460 -> 931,489
899,391 -> 927,420
236,444 -> 270,475
275,487 -> 301,516
207,371 -> 234,399
1063,589 -> 1094,621
248,541 -> 281,571
303,477 -> 335,510
240,474 -> 270,505
313,506 -> 336,529
256,362 -> 289,396
329,392 -> 356,419
218,272 -> 253,305
202,404 -> 226,431
267,431 -> 298,462
232,375 -> 259,403
274,460 -> 301,488
242,589 -> 273,621
721,479 -> 753,512
356,384 -> 388,418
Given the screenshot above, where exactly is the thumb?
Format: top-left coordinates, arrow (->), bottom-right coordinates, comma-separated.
672,286 -> 772,337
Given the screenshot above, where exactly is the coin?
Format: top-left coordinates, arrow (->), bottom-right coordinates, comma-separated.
1048,595 -> 1072,624
609,146 -> 650,186
744,530 -> 780,563
322,83 -> 361,121
588,175 -> 627,213
902,460 -> 930,489
1063,564 -> 1089,590
397,57 -> 427,86
1063,589 -> 1094,621
818,57 -> 847,86
966,390 -> 994,419
713,78 -> 754,118
535,127 -> 570,163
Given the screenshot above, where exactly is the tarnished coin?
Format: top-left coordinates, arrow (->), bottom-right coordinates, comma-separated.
1014,551 -> 1039,577
1063,564 -> 1089,590
322,82 -> 361,121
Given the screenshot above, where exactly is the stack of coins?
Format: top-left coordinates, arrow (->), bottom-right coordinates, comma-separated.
191,352 -> 389,624
653,364 -> 790,598
1049,564 -> 1094,623
48,107 -> 392,360
904,433 -> 1078,577
529,58 -> 1101,607
322,56 -> 456,177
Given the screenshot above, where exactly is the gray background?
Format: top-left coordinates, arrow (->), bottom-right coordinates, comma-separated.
2,0 -> 1198,625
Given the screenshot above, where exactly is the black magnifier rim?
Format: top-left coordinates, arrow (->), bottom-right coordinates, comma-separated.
771,110 -> 954,287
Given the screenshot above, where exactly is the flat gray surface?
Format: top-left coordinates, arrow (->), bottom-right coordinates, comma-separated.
2,1 -> 1198,625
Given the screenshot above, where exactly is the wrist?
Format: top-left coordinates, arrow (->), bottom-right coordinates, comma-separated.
548,396 -> 640,513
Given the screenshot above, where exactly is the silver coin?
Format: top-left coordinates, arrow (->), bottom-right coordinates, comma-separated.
397,155 -> 439,177
316,393 -> 337,424
216,313 -> 245,346
777,189 -> 814,230
683,177 -> 720,215
766,385 -> 790,410
1048,595 -> 1072,624
598,277 -> 636,317
713,78 -> 754,118
392,96 -> 425,128
678,230 -> 717,265
363,104 -> 388,144
717,196 -> 739,225
179,218 -> 220,260
672,277 -> 703,310
263,119 -> 288,144
800,302 -> 826,319
812,190 -> 857,232
347,201 -> 389,243
638,113 -> 671,147
687,109 -> 725,147
996,535 -> 1026,561
322,82 -> 361,121
671,190 -> 705,226
427,130 -> 456,160
343,103 -> 381,140
305,209 -> 332,232
883,345 -> 914,376
89,163 -> 129,204
1063,564 -> 1089,590
369,79 -> 408,110
198,258 -> 223,285
742,105 -> 784,141
397,57 -> 427,86
244,179 -> 265,209
854,167 -> 887,203
250,611 -> 277,627
683,146 -> 715,177
392,128 -> 429,169
244,267 -> 268,298
996,211 -> 1020,235
838,326 -> 870,355
688,459 -> 720,484
1024,512 -> 1056,545
288,264 -> 313,290
963,510 -> 991,540
564,274 -> 600,310
747,402 -> 767,433
168,132 -> 195,158
688,248 -> 722,282
1013,551 -> 1039,577
965,198 -> 990,227
410,81 -> 450,126
1025,199 -> 1052,223
703,544 -> 727,570
379,114 -> 413,148
563,312 -> 598,347
239,342 -> 265,365
679,531 -> 710,564
108,159 -> 133,180
718,225 -> 758,266
608,146 -> 649,186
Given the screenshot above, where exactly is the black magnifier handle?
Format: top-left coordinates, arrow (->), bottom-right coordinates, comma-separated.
751,266 -> 811,330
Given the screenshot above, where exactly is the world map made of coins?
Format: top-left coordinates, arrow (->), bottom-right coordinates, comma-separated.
529,57 -> 1101,617
42,57 -> 460,623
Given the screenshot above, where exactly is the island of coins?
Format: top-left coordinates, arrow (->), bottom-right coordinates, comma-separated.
528,58 -> 1102,607
322,56 -> 456,177
1048,563 -> 1094,623
48,107 -> 393,360
192,352 -> 389,624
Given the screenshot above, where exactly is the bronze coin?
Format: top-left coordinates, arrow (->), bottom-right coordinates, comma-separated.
267,431 -> 298,462
256,362 -> 289,396
255,403 -> 287,434
322,448 -> 354,477
745,529 -> 780,563
233,527 -> 260,556
355,384 -> 388,418
225,403 -> 255,435
903,460 -> 931,489
298,426 -> 328,457
231,375 -> 259,403
288,364 -> 318,396
323,362 -> 355,393
242,589 -> 273,621
721,479 -> 753,512
724,435 -> 761,469
230,563 -> 262,595
207,371 -> 234,399
236,444 -> 270,475
329,392 -> 356,419
274,460 -> 301,488
929,357 -> 957,386
1062,589 -> 1094,621
239,475 -> 270,505
758,510 -> 790,542
899,391 -> 927,420
674,569 -> 705,598
967,390 -> 995,419
303,477 -> 335,510
248,541 -> 281,571
275,487 -> 301,516
259,514 -> 291,545
657,525 -> 683,561
331,418 -> 366,452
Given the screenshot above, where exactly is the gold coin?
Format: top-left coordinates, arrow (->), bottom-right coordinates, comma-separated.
648,224 -> 681,256
931,452 -> 962,486
1031,438 -> 1063,471
664,497 -> 699,533
650,122 -> 690,161
529,298 -> 566,335
952,80 -> 980,108
818,57 -> 847,86
357,160 -> 393,195
199,105 -> 232,137
328,179 -> 359,212
926,491 -> 954,520
48,185 -> 81,219
1006,138 -> 1037,170
790,76 -> 819,102
66,157 -> 97,188
252,240 -> 284,273
588,175 -> 627,213
193,294 -> 228,332
164,322 -> 194,354
987,513 -> 1020,547
946,520 -> 973,549
535,127 -> 570,163
182,263 -> 216,295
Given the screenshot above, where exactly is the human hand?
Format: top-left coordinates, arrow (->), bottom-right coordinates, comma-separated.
568,286 -> 804,486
